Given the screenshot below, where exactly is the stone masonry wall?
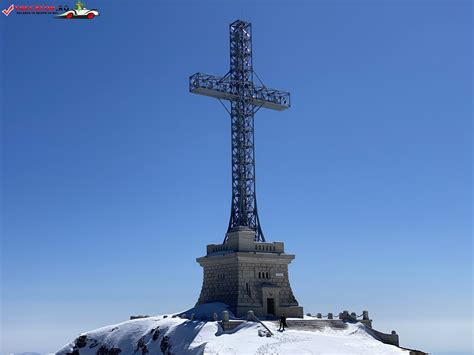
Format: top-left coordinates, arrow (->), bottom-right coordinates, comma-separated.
197,251 -> 302,317
236,261 -> 298,306
198,259 -> 239,307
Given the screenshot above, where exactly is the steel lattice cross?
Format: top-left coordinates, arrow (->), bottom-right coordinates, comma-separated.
189,20 -> 290,242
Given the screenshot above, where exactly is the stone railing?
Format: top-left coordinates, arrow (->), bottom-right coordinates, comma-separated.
206,240 -> 284,255
253,242 -> 284,253
208,244 -> 230,254
307,310 -> 371,322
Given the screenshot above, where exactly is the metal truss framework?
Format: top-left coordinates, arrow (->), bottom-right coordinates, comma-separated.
189,20 -> 291,242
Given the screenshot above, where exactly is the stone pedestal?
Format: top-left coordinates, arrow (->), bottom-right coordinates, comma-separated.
196,229 -> 303,319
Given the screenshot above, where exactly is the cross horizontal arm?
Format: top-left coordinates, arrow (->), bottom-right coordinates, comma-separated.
189,73 -> 291,111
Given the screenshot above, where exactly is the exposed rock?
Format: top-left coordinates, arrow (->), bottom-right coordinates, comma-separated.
89,338 -> 100,348
160,336 -> 171,354
75,335 -> 87,348
135,336 -> 145,352
96,345 -> 122,355
151,327 -> 161,341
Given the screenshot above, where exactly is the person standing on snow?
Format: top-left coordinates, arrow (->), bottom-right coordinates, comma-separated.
279,313 -> 287,331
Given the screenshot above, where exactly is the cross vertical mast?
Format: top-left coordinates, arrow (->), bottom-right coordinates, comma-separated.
189,20 -> 291,243
228,20 -> 263,241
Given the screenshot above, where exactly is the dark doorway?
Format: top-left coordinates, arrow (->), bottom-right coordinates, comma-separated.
267,298 -> 275,315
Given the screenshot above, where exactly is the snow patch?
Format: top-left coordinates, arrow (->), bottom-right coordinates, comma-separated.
57,314 -> 408,354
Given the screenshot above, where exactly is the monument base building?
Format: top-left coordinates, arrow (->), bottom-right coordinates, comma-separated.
196,228 -> 303,319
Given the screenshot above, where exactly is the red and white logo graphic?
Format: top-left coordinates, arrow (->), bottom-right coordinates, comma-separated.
57,1 -> 99,19
2,4 -> 14,16
1,2 -> 100,19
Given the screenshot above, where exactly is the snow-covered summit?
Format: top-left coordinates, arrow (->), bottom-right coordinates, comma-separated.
57,305 -> 408,354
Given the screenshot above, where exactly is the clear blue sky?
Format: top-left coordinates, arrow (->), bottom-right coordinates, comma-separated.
1,0 -> 472,354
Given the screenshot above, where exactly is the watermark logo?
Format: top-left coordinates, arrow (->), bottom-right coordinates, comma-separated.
2,1 -> 100,19
2,4 -> 14,16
